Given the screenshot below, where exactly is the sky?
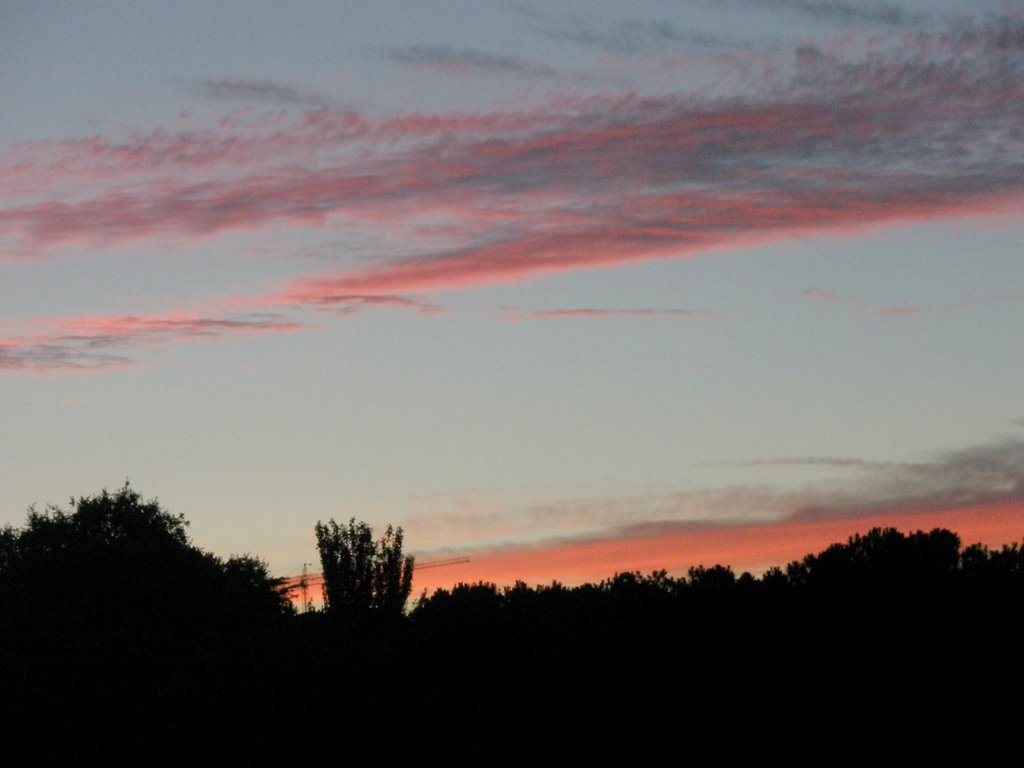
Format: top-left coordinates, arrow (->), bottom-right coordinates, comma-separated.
2,0 -> 1023,596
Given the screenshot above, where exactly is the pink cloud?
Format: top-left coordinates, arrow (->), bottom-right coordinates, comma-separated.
0,286 -> 460,372
0,15 -> 1019,311
4,15 -> 1021,366
274,183 -> 1015,299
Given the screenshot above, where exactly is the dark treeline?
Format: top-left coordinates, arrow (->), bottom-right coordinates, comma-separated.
2,485 -> 1022,761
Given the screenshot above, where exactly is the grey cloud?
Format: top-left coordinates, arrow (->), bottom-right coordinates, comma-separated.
382,45 -> 556,77
746,0 -> 927,26
729,457 -> 932,473
187,78 -> 331,108
782,435 -> 1024,520
543,17 -> 731,53
938,436 -> 1024,496
0,344 -> 131,372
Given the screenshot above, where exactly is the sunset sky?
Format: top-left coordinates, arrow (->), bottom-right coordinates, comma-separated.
2,1 -> 1022,594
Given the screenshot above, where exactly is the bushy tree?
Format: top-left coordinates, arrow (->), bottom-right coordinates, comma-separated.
790,526 -> 962,593
0,483 -> 293,626
314,517 -> 414,619
0,485 -> 296,757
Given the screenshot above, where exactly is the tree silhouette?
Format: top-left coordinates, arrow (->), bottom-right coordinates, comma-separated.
0,484 -> 301,761
788,526 -> 962,596
314,517 -> 414,620
0,482 -> 293,629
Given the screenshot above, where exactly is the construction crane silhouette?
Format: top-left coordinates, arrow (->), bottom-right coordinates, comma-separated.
415,557 -> 470,570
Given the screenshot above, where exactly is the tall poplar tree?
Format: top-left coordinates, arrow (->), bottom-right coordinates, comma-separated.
314,517 -> 414,619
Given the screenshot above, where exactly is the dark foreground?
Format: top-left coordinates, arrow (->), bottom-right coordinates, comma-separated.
2,493 -> 1022,762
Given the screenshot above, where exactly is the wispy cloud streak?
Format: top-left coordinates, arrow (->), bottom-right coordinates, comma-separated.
540,17 -> 730,52
300,293 -> 446,316
186,77 -> 332,108
2,15 -> 1021,319
383,45 -> 555,76
801,288 -> 868,311
528,308 -> 706,320
803,287 -> 1024,318
408,429 -> 1024,589
0,14 -> 1020,373
739,0 -> 927,27
406,430 -> 1024,556
0,311 -> 305,372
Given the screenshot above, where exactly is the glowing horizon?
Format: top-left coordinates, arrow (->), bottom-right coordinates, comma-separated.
280,499 -> 1024,602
